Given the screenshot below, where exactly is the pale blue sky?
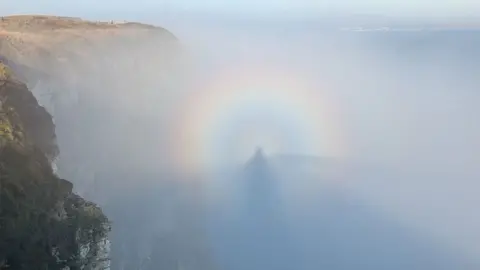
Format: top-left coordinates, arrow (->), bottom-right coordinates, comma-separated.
2,0 -> 480,18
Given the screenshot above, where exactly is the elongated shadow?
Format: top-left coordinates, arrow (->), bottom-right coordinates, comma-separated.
207,152 -> 477,270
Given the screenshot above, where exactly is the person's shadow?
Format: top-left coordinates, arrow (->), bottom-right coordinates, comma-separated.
207,149 -> 476,270
209,148 -> 304,270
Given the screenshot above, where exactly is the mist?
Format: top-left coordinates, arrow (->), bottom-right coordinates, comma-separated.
24,11 -> 480,269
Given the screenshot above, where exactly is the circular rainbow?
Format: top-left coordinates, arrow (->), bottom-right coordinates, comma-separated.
169,61 -> 347,171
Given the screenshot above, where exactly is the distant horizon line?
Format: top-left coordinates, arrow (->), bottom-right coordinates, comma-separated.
3,9 -> 480,23
4,11 -> 480,31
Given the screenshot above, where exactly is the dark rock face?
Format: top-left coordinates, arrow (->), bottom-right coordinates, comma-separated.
0,61 -> 109,269
0,74 -> 58,160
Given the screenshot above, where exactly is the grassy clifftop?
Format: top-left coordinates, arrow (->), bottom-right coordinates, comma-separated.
0,15 -> 178,81
0,15 -> 162,31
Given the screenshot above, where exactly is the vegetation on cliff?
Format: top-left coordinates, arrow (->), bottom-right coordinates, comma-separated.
0,61 -> 109,269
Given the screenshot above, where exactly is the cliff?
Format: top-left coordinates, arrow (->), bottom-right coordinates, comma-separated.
0,56 -> 109,268
0,15 -> 190,269
0,15 -> 181,189
0,15 -> 177,86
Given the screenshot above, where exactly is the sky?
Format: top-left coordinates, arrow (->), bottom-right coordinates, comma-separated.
2,0 -> 480,19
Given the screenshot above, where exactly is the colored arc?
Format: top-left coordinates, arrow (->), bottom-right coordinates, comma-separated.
169,62 -> 347,171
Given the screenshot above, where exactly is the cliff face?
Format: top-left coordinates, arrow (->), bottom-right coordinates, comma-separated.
0,61 -> 109,269
0,15 -> 215,270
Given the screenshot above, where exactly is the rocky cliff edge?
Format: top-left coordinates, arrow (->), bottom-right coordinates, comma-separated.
0,51 -> 109,270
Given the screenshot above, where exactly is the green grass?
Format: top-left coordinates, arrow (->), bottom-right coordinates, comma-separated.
0,63 -> 12,80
